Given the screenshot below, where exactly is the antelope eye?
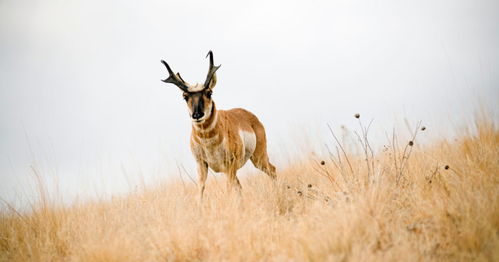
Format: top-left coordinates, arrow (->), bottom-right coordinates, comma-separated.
183,93 -> 189,101
205,90 -> 212,98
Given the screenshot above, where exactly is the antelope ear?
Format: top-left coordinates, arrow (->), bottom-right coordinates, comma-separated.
208,73 -> 217,90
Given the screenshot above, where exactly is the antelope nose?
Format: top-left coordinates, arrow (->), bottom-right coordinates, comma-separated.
192,112 -> 204,120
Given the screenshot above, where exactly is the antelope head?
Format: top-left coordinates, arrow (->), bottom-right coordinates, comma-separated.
161,51 -> 221,123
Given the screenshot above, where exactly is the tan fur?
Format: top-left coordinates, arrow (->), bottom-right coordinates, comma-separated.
162,52 -> 275,201
190,103 -> 276,200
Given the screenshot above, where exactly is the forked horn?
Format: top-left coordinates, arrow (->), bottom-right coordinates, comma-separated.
161,60 -> 189,91
176,73 -> 186,83
203,50 -> 221,89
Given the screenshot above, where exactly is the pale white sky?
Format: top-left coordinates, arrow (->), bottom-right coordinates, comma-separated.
1,0 -> 498,205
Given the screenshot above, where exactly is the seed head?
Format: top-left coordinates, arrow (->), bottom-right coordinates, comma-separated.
354,113 -> 360,119
444,165 -> 450,170
408,141 -> 414,146
307,184 -> 312,188
421,126 -> 426,131
320,160 -> 325,165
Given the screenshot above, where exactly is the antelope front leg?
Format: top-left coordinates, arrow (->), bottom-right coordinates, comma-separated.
225,170 -> 242,194
197,161 -> 208,204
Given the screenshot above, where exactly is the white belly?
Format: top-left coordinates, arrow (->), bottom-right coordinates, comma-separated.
239,130 -> 256,166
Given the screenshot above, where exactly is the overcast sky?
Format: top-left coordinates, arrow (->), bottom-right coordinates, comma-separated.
1,0 -> 498,205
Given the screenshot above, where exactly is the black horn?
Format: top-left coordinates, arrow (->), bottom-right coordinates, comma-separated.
161,60 -> 189,91
203,50 -> 221,89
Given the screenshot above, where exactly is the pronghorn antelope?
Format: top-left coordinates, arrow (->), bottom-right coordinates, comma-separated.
161,51 -> 276,200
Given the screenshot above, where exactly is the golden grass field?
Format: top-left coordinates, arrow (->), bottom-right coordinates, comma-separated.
1,116 -> 498,261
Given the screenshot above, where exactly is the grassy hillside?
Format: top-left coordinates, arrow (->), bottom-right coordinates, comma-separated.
1,117 -> 498,261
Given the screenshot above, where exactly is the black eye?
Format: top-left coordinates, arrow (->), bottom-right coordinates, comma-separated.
183,94 -> 189,101
205,90 -> 212,98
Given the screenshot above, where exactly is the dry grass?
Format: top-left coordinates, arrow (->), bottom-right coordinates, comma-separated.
1,116 -> 498,261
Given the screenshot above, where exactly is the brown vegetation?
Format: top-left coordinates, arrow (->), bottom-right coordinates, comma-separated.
1,117 -> 498,261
